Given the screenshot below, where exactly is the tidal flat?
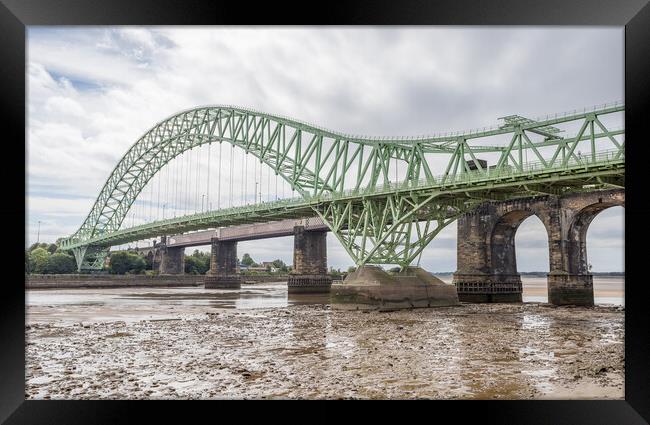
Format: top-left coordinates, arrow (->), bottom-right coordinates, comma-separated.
25,280 -> 624,400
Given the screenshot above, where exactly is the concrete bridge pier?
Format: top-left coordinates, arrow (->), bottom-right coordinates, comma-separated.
287,226 -> 332,293
204,238 -> 242,289
159,244 -> 185,275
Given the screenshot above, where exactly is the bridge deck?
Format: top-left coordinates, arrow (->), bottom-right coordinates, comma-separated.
165,217 -> 328,247
62,152 -> 623,250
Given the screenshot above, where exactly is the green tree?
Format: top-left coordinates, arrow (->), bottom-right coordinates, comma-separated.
144,252 -> 153,270
29,242 -> 48,252
241,253 -> 256,267
47,243 -> 58,254
131,256 -> 146,274
347,266 -> 357,273
185,250 -> 210,274
109,251 -> 146,274
44,252 -> 76,274
29,247 -> 50,274
271,259 -> 286,269
329,267 -> 343,277
25,250 -> 31,274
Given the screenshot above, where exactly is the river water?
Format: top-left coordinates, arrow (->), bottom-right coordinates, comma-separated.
26,276 -> 623,324
25,276 -> 624,399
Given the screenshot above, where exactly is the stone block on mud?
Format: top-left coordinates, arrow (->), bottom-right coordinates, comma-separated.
287,274 -> 332,294
453,273 -> 523,303
331,266 -> 459,311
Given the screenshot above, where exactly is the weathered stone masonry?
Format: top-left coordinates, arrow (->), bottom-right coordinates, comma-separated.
204,238 -> 242,289
158,242 -> 185,275
453,189 -> 624,305
287,226 -> 332,293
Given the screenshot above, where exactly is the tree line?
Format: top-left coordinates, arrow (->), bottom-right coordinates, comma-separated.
25,243 -> 77,274
26,244 -> 350,276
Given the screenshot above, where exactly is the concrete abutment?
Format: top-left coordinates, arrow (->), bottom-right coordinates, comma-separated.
331,266 -> 459,311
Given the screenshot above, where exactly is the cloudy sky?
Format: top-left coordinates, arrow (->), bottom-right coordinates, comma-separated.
27,27 -> 624,272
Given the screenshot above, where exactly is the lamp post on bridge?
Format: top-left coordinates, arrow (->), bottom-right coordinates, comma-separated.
202,194 -> 205,212
37,220 -> 41,244
255,182 -> 258,204
162,204 -> 166,219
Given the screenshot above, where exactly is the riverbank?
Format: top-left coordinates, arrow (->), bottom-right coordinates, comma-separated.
25,274 -> 346,289
25,283 -> 624,399
25,274 -> 204,289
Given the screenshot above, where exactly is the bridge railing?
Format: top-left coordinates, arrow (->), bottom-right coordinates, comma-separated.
531,100 -> 623,123
309,148 -> 624,202
213,101 -> 622,142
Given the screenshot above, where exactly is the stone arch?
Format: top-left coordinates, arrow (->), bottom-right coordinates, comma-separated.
488,197 -> 554,277
566,194 -> 625,275
490,210 -> 549,276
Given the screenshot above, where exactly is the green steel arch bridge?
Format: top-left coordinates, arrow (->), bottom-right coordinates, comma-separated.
60,102 -> 625,272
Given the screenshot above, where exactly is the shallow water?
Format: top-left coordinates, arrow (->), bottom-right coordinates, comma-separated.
26,284 -> 332,324
26,276 -> 624,325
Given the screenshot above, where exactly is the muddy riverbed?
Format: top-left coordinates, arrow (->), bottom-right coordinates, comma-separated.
25,280 -> 624,400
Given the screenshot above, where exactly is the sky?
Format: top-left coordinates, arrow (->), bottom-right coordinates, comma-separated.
27,27 -> 624,272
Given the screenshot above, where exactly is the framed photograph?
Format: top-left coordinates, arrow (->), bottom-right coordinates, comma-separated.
3,0 -> 649,423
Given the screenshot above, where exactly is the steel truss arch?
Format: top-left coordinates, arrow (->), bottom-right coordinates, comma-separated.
60,103 -> 625,271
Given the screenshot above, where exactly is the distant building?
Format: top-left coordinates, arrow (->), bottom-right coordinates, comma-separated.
247,266 -> 270,272
260,262 -> 278,272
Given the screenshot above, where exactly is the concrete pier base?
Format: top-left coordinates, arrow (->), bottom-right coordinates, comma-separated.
452,273 -> 523,303
548,273 -> 594,306
331,266 -> 459,311
287,274 -> 332,294
204,274 -> 242,289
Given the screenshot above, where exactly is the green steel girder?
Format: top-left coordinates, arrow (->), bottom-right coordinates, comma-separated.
314,193 -> 475,267
60,103 -> 624,270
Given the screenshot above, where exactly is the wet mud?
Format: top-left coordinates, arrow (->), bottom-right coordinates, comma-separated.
25,285 -> 624,399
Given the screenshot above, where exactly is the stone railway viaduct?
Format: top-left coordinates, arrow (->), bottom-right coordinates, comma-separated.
134,188 -> 624,306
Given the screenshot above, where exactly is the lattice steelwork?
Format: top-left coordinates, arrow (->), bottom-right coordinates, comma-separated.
60,103 -> 625,270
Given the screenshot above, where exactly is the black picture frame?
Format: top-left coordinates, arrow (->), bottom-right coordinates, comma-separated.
2,0 -> 648,423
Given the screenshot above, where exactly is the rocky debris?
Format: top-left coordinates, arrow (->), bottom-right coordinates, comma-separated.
25,302 -> 624,400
